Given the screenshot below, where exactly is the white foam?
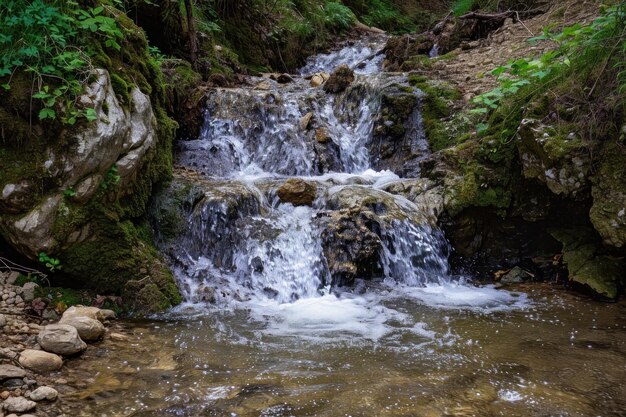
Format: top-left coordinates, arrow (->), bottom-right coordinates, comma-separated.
396,283 -> 530,312
498,389 -> 524,402
246,293 -> 435,344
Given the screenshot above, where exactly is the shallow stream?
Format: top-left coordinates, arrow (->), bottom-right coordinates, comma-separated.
62,285 -> 625,416
62,35 -> 625,416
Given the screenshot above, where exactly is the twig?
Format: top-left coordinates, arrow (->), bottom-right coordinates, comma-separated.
516,11 -> 535,36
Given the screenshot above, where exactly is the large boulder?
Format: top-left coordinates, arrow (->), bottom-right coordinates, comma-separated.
19,349 -> 63,373
61,306 -> 105,322
0,13 -> 182,314
323,64 -> 355,94
277,179 -> 317,206
59,316 -> 105,342
38,324 -> 87,356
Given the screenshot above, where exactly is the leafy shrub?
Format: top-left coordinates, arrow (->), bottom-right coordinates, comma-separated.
0,0 -> 122,124
324,2 -> 357,29
472,4 -> 626,137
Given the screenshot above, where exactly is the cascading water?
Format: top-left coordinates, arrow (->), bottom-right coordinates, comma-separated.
161,33 -> 524,330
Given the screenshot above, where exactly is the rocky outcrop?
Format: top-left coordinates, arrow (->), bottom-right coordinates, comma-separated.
319,185 -> 433,286
550,228 -> 622,300
589,141 -> 626,249
0,69 -> 180,313
517,119 -> 590,199
0,12 -> 181,313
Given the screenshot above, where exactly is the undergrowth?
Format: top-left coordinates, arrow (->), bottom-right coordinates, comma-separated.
0,0 -> 123,124
472,3 -> 626,144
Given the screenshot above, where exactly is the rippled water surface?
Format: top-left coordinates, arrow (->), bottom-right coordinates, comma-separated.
62,285 -> 626,417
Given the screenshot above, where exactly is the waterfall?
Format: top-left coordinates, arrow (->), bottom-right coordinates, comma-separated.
162,35 -> 454,306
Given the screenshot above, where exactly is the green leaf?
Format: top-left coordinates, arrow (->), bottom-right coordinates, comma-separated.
85,108 -> 98,121
39,108 -> 56,120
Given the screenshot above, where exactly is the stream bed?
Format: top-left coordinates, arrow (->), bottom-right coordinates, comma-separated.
61,285 -> 625,417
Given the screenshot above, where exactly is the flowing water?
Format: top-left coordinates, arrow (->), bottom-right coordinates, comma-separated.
62,36 -> 626,416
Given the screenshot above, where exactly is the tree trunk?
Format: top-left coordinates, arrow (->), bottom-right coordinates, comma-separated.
184,0 -> 198,67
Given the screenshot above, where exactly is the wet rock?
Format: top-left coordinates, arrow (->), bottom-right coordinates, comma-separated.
320,208 -> 383,286
255,80 -> 272,90
500,266 -> 532,284
2,396 -> 36,413
550,228 -> 623,299
323,65 -> 354,94
313,133 -> 342,173
276,73 -> 294,84
29,386 -> 58,401
370,85 -> 420,173
19,349 -> 63,373
277,179 -> 317,206
310,72 -> 329,87
0,365 -> 27,381
315,128 -> 331,144
299,112 -> 313,130
38,324 -> 87,356
59,316 -> 105,342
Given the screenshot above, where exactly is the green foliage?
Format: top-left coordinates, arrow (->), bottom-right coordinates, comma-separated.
358,0 -> 417,33
452,0 -> 474,16
324,2 -> 357,29
39,252 -> 62,272
101,165 -> 121,190
472,4 -> 626,135
0,0 -> 122,124
63,187 -> 78,198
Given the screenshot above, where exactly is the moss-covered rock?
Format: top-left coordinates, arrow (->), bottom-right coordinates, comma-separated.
517,119 -> 590,199
550,228 -> 623,300
0,6 -> 180,314
589,141 -> 626,249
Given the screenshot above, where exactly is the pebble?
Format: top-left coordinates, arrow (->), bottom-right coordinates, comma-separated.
29,386 -> 58,401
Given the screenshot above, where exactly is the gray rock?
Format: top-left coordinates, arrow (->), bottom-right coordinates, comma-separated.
21,282 -> 39,302
0,313 -> 5,327
38,324 -> 87,356
500,266 -> 532,284
29,386 -> 58,401
2,396 -> 37,412
99,309 -> 117,320
59,316 -> 105,342
7,271 -> 20,285
61,306 -> 105,322
0,365 -> 27,381
19,349 -> 63,373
